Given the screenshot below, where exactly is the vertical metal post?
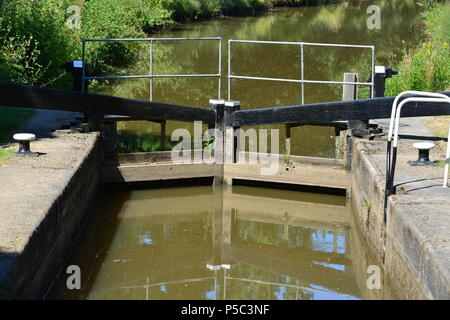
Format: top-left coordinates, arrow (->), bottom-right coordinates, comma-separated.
300,43 -> 305,105
227,40 -> 231,101
149,39 -> 153,101
374,66 -> 386,98
371,47 -> 376,98
218,38 -> 222,99
81,41 -> 86,93
69,61 -> 84,92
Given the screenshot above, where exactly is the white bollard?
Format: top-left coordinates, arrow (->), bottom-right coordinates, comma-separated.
13,133 -> 38,156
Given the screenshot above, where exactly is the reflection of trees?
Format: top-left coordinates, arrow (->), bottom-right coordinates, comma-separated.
225,264 -> 315,300
235,220 -> 334,252
109,217 -> 211,249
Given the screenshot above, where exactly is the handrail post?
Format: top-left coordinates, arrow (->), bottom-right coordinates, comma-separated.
374,66 -> 399,98
61,60 -> 104,132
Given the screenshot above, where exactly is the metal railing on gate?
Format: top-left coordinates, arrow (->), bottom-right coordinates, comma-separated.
81,37 -> 222,100
227,39 -> 375,104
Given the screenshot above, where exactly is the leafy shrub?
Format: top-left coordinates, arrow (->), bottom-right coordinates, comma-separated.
386,3 -> 450,95
0,32 -> 44,85
0,0 -> 360,88
0,0 -> 76,86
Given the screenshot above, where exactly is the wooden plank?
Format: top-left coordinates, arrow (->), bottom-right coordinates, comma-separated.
102,162 -> 222,183
0,82 -> 215,124
102,115 -> 164,123
232,91 -> 450,126
238,151 -> 345,167
103,154 -> 348,188
105,150 -> 207,166
225,162 -> 349,190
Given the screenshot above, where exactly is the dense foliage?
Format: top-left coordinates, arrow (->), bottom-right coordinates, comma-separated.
386,2 -> 450,95
0,0 -> 336,87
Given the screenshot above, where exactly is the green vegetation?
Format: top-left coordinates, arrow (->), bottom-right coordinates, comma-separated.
386,2 -> 450,96
0,107 -> 35,142
0,0 -> 335,152
0,0 -> 335,88
0,0 -> 77,86
116,133 -> 175,153
386,1 -> 450,147
0,147 -> 14,166
363,198 -> 371,212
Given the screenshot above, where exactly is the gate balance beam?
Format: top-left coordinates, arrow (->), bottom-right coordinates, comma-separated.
0,82 -> 216,124
232,92 -> 450,126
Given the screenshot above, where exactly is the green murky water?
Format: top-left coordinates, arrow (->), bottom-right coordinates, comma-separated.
48,185 -> 395,300
50,1 -> 423,300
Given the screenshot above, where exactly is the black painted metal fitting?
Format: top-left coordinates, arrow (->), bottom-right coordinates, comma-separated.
408,142 -> 438,166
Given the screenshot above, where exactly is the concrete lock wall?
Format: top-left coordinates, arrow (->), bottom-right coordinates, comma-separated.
349,138 -> 449,300
0,132 -> 103,299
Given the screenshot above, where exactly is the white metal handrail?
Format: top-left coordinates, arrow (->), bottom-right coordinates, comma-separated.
81,37 -> 222,100
385,91 -> 450,207
227,39 -> 375,104
393,97 -> 450,147
387,91 -> 450,143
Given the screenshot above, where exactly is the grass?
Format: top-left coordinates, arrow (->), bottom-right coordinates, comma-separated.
116,133 -> 175,153
424,116 -> 450,139
424,115 -> 449,154
0,147 -> 15,167
0,106 -> 35,142
385,3 -> 450,96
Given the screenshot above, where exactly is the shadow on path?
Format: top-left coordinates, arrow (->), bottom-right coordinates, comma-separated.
19,109 -> 83,139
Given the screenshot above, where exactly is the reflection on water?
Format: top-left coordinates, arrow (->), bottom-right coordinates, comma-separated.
48,185 -> 395,300
96,0 -> 423,157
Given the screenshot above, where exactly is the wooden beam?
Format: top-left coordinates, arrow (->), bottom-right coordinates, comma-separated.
102,162 -> 221,183
232,91 -> 450,126
0,82 -> 215,124
225,162 -> 349,190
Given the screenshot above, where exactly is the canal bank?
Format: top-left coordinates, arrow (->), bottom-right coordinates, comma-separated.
0,131 -> 102,299
350,136 -> 450,299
